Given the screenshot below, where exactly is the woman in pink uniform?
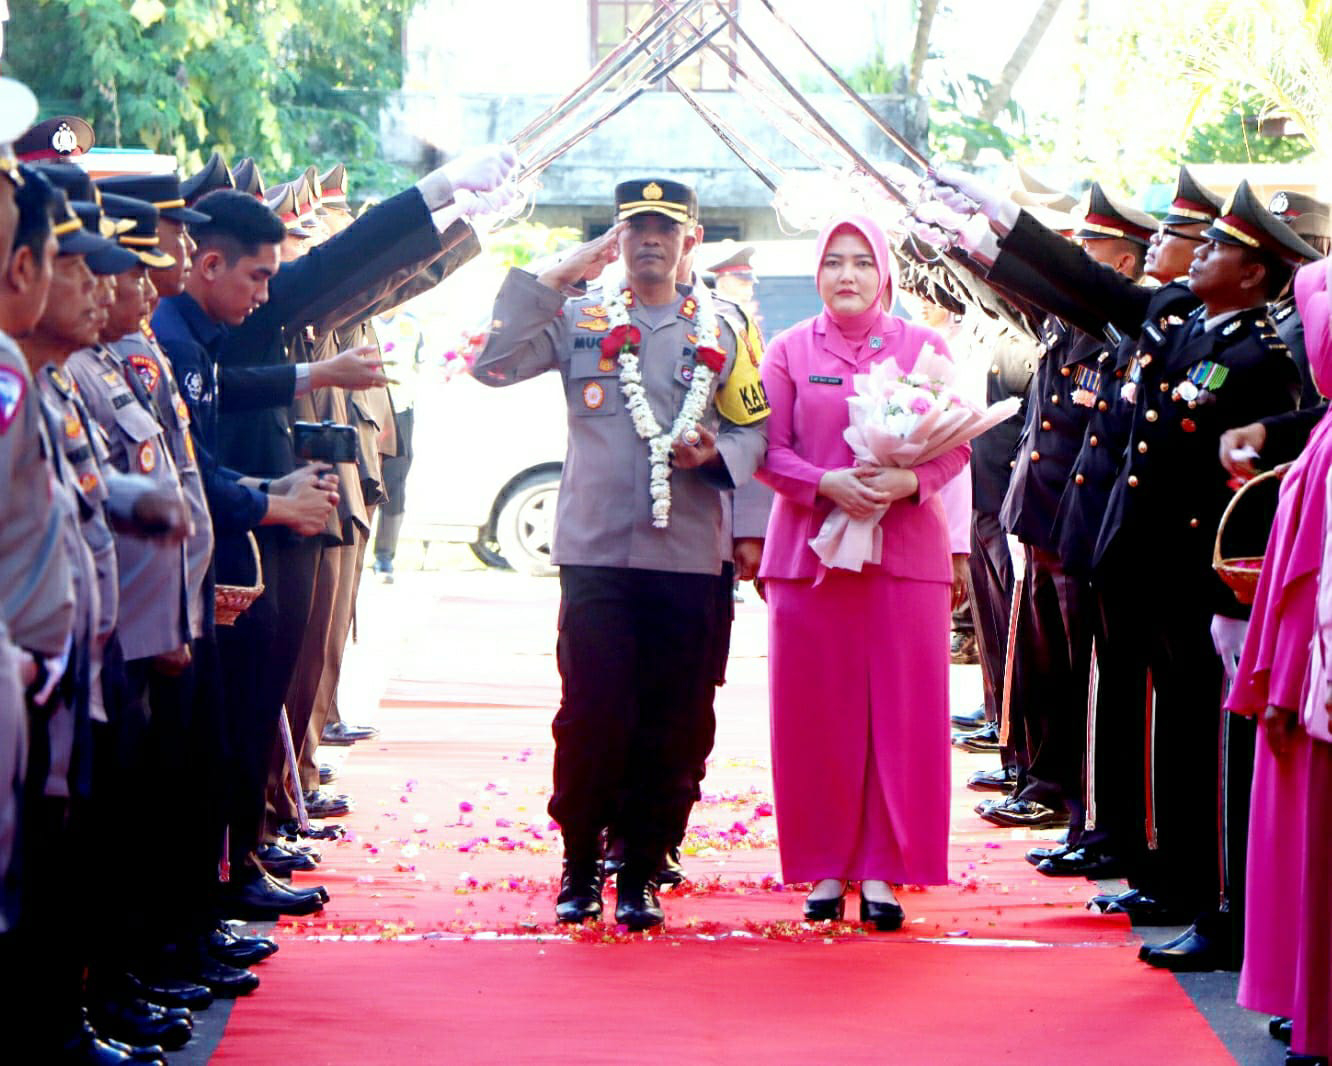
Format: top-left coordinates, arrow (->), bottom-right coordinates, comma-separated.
757,214 -> 968,928
1228,253 -> 1332,1065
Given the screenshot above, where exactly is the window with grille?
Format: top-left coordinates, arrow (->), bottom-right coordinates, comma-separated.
588,0 -> 738,91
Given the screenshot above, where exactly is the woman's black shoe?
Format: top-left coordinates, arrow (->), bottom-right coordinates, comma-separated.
1269,1016 -> 1293,1044
803,888 -> 846,922
859,890 -> 905,931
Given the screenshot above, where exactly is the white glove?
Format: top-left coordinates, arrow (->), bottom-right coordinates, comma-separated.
430,184 -> 521,233
927,165 -> 1019,230
1211,615 -> 1249,684
911,201 -> 1000,263
416,144 -> 518,210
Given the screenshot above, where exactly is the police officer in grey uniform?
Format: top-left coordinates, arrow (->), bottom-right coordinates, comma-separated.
474,179 -> 768,930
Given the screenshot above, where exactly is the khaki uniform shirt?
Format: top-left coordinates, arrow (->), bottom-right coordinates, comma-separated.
110,330 -> 214,640
33,380 -> 100,798
0,332 -> 74,658
65,345 -> 190,661
474,268 -> 768,576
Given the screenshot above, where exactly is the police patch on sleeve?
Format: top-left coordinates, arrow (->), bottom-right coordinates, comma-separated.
128,353 -> 161,393
0,367 -> 25,435
183,370 -> 203,403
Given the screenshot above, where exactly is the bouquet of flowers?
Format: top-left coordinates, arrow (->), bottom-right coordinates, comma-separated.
809,345 -> 1021,574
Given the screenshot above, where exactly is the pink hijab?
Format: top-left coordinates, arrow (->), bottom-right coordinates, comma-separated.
1228,257 -> 1332,713
815,214 -> 895,347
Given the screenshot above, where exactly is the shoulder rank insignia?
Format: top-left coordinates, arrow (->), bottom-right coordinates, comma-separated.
128,353 -> 161,393
1274,304 -> 1295,321
1143,322 -> 1166,346
0,366 -> 25,436
64,413 -> 82,439
679,296 -> 698,322
1221,318 -> 1243,337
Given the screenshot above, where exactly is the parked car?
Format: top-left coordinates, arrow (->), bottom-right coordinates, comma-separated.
411,240 -> 815,575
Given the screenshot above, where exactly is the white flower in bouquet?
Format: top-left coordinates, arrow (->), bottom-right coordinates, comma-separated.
809,343 -> 1021,577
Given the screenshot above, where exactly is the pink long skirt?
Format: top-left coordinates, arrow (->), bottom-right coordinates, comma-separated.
766,569 -> 951,885
1291,740 -> 1332,1057
1238,730 -> 1312,1017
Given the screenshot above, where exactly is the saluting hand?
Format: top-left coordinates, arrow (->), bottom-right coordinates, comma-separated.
538,223 -> 626,292
818,468 -> 891,520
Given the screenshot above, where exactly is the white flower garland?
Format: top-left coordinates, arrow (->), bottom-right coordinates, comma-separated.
607,281 -> 722,528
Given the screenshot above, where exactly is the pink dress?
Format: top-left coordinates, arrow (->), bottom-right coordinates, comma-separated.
1229,257 -> 1332,1034
758,309 -> 968,885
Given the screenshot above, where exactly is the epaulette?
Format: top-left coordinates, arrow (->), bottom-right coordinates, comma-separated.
1272,302 -> 1297,323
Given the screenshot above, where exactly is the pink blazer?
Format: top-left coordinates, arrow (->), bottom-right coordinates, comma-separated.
756,310 -> 970,583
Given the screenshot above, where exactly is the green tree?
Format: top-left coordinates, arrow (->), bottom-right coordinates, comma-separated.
6,0 -> 418,197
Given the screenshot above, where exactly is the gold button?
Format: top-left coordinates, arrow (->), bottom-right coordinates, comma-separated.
1188,400 -> 1197,409
1145,410 -> 1159,422
1010,460 -> 1017,469
1041,420 -> 1052,431
991,364 -> 1000,374
1128,475 -> 1139,487
1190,518 -> 1199,528
1140,354 -> 1153,366
1138,441 -> 1148,454
1061,366 -> 1071,376
1098,400 -> 1108,411
1089,435 -> 1099,447
1160,382 -> 1169,392
1031,450 -> 1041,461
1051,395 -> 1060,405
1075,474 -> 1085,485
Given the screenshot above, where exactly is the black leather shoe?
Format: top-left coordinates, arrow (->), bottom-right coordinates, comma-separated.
614,876 -> 665,932
320,721 -> 379,745
1026,844 -> 1068,866
256,841 -> 320,876
302,789 -> 351,818
980,795 -> 1069,829
192,958 -> 261,997
554,859 -> 604,924
1101,891 -> 1191,926
224,870 -> 327,918
209,922 -> 279,967
88,997 -> 192,1052
120,973 -> 213,1012
952,722 -> 1000,753
858,889 -> 905,932
1285,1052 -> 1329,1066
1140,925 -> 1230,972
803,885 -> 846,922
657,847 -> 686,887
1036,847 -> 1125,879
950,706 -> 987,730
61,1018 -> 165,1065
968,766 -> 1016,792
1270,1016 -> 1293,1045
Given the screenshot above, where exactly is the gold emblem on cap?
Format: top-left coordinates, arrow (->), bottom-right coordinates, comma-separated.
643,182 -> 663,201
1270,192 -> 1290,215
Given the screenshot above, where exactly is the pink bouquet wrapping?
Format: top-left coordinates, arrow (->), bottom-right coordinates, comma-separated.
809,345 -> 1021,574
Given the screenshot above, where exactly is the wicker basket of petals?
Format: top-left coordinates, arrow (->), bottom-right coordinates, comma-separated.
1213,464 -> 1289,606
215,531 -> 264,626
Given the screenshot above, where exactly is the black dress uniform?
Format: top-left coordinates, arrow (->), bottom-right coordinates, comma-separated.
986,186 -> 1158,832
968,334 -> 1034,745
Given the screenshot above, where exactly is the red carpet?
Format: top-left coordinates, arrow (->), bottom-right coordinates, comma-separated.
211,573 -> 1236,1064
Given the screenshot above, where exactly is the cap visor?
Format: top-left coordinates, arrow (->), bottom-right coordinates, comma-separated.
1161,212 -> 1211,227
83,242 -> 141,274
136,249 -> 177,269
162,205 -> 210,225
1199,224 -> 1244,247
617,204 -> 689,225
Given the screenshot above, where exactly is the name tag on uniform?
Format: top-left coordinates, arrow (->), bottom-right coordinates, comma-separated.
809,375 -> 843,385
112,392 -> 135,409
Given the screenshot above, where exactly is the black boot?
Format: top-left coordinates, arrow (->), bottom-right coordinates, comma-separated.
554,857 -> 604,924
614,867 -> 664,932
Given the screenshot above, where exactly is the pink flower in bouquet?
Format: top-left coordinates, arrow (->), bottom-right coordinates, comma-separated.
908,393 -> 933,416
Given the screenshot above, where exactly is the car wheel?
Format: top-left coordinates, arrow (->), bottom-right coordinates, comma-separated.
494,471 -> 560,576
470,531 -> 511,570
